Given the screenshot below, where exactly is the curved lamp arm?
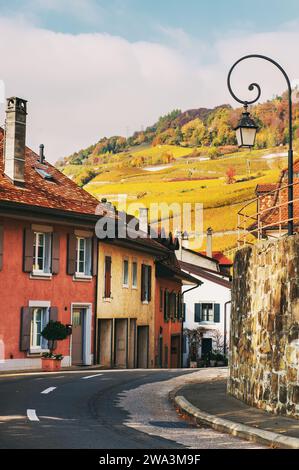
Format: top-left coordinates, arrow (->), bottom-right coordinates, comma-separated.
227,54 -> 293,235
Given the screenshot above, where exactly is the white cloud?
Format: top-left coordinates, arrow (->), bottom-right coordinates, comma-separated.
0,16 -> 299,162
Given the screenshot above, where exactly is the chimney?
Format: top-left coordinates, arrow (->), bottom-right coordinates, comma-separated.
206,227 -> 213,258
139,207 -> 149,235
4,97 -> 27,184
39,144 -> 45,164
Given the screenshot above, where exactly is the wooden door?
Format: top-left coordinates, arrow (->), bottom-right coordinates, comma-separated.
72,308 -> 84,365
171,335 -> 181,368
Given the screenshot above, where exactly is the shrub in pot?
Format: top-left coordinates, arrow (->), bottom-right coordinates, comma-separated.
41,321 -> 69,371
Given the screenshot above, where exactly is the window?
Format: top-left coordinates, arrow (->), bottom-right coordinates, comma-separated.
194,303 -> 220,323
141,264 -> 151,302
132,261 -> 137,288
31,307 -> 48,349
104,256 -> 112,298
75,237 -> 92,276
33,232 -> 51,273
123,259 -> 129,287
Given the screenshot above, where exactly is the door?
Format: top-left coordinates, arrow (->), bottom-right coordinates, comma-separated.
72,308 -> 84,365
137,326 -> 149,368
201,337 -> 212,358
170,335 -> 181,368
158,336 -> 163,368
114,319 -> 128,368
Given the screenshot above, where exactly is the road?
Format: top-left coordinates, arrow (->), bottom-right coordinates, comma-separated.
0,369 -> 263,449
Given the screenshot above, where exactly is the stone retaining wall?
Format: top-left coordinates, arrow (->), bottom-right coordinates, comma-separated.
228,235 -> 299,418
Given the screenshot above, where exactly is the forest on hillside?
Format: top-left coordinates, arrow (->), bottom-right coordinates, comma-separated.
57,90 -> 299,169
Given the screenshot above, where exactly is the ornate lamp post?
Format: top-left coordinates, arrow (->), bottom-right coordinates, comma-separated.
227,54 -> 294,236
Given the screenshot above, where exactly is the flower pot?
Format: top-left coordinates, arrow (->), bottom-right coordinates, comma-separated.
41,357 -> 62,372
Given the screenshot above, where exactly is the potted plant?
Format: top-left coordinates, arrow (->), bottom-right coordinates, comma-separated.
41,321 -> 69,371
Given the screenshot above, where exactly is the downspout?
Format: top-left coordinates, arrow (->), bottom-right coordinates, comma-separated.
181,281 -> 202,368
224,300 -> 231,357
93,239 -> 100,365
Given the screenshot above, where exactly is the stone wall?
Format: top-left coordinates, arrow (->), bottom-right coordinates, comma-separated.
228,235 -> 299,418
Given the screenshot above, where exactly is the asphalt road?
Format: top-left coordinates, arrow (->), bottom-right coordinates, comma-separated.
0,369 -> 263,449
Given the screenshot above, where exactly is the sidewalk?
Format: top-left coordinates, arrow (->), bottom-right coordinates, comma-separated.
0,364 -> 106,376
173,372 -> 299,449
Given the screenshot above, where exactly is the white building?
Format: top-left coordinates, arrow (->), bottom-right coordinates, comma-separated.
180,259 -> 231,367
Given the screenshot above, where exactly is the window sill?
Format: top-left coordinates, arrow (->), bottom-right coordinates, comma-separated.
28,348 -> 50,356
73,274 -> 93,281
103,297 -> 112,302
30,271 -> 52,280
122,284 -> 129,289
132,286 -> 138,290
142,300 -> 149,305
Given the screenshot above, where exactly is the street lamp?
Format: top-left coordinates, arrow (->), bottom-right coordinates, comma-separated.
227,54 -> 294,236
235,104 -> 258,148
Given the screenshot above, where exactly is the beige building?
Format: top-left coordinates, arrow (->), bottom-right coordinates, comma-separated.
96,237 -> 168,369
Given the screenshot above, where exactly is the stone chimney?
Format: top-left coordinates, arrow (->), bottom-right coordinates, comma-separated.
206,227 -> 213,258
139,207 -> 149,235
4,97 -> 27,184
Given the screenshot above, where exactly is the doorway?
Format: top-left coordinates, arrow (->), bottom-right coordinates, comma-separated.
201,337 -> 212,357
137,325 -> 149,369
72,308 -> 85,365
170,335 -> 181,368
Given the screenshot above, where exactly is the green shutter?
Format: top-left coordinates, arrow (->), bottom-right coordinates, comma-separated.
194,303 -> 201,322
183,303 -> 186,322
214,303 -> 220,322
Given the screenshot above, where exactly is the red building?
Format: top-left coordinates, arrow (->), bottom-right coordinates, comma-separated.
0,97 -> 105,371
155,247 -> 199,368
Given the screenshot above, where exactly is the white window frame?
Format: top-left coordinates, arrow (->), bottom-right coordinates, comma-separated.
132,261 -> 138,289
201,302 -> 214,322
30,306 -> 49,352
123,259 -> 129,287
76,237 -> 86,275
33,232 -> 46,273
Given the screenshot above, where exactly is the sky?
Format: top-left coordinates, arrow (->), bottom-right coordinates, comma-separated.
0,0 -> 299,162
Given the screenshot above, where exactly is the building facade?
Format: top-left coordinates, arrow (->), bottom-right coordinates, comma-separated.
0,97 -> 106,371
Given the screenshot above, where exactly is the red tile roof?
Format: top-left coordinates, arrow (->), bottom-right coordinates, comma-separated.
179,261 -> 231,288
256,183 -> 279,194
0,128 -> 108,217
252,160 -> 299,231
199,251 -> 233,266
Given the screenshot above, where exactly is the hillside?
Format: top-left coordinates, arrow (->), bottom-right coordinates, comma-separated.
57,95 -> 299,256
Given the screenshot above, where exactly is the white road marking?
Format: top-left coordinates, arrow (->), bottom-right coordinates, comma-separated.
82,373 -> 103,380
41,387 -> 57,394
27,409 -> 39,422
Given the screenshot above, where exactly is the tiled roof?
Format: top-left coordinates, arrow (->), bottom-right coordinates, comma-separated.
254,161 -> 299,230
199,251 -> 233,266
179,261 -> 231,288
256,183 -> 279,194
0,128 -> 108,217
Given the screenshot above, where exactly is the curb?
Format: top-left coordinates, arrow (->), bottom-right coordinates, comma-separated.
174,395 -> 299,449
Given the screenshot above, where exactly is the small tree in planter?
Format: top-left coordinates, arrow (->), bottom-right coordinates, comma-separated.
41,321 -> 69,371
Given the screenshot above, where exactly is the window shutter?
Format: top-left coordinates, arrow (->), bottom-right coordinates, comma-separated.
49,307 -> 58,322
67,233 -> 76,275
141,264 -> 146,301
92,236 -> 98,276
183,303 -> 186,322
148,265 -> 152,302
52,232 -> 60,274
214,303 -> 220,323
20,307 -> 32,351
23,229 -> 34,273
194,303 -> 202,322
164,290 -> 169,321
104,256 -> 111,298
0,225 -> 3,271
85,237 -> 92,276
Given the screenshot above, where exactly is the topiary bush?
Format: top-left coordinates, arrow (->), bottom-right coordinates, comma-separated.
41,321 -> 69,356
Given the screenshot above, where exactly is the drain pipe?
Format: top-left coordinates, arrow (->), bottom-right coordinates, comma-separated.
224,300 -> 231,357
181,280 -> 203,368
